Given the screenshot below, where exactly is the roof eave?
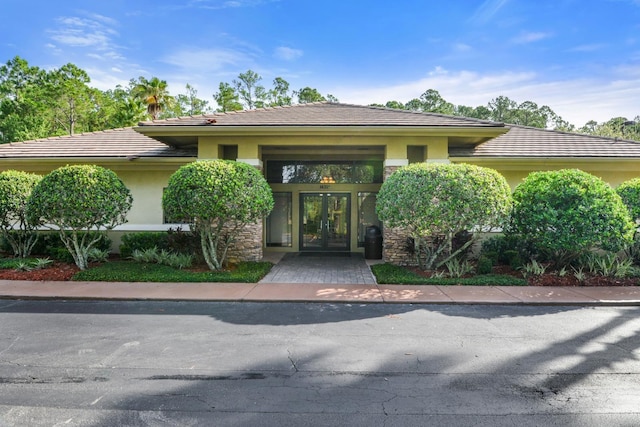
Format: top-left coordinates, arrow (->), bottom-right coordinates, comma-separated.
0,156 -> 196,164
135,125 -> 509,145
450,156 -> 640,172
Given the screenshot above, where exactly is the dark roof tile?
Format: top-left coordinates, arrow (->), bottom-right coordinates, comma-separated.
449,125 -> 640,158
0,128 -> 196,159
138,102 -> 504,128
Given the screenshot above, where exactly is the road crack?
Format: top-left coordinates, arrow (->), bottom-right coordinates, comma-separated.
287,349 -> 299,373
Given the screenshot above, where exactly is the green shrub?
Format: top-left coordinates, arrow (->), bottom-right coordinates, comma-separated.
131,246 -> 194,269
166,227 -> 200,256
616,177 -> 640,223
42,232 -> 111,262
371,263 -> 526,286
3,231 -> 112,262
580,252 -> 636,278
480,234 -> 529,265
120,229 -> 200,260
87,248 -> 110,263
27,165 -> 132,270
0,171 -> 42,258
476,256 -> 493,275
444,258 -> 474,278
376,163 -> 511,269
624,233 -> 640,265
163,160 -> 274,270
520,260 -> 547,278
507,169 -> 634,267
504,250 -> 524,269
0,257 -> 52,271
120,232 -> 169,258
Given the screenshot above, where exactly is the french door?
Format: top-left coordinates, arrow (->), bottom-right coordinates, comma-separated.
300,193 -> 350,251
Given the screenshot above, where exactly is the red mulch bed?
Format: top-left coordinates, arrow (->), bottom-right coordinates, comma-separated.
409,264 -> 639,287
0,262 -> 80,281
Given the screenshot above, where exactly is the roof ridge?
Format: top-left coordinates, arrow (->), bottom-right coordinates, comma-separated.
138,101 -> 333,124
332,102 -> 505,126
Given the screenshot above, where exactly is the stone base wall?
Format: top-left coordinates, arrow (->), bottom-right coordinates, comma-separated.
382,226 -> 417,266
382,164 -> 417,266
226,161 -> 265,264
226,221 -> 264,263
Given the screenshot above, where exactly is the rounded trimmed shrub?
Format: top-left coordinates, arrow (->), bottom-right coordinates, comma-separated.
163,160 -> 274,270
616,177 -> 640,223
0,170 -> 42,257
27,164 -> 132,270
507,169 -> 634,266
376,163 -> 512,269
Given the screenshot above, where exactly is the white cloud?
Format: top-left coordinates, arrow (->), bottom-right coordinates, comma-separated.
83,67 -> 130,91
47,12 -> 123,62
334,67 -> 639,125
469,0 -> 510,24
49,15 -> 119,47
512,31 -> 552,44
453,43 -> 472,52
274,46 -> 303,61
162,48 -> 251,71
569,43 -> 607,52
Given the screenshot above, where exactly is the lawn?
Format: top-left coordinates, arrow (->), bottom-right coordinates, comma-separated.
72,260 -> 273,283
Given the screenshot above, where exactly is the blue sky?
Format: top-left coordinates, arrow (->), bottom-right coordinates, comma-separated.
1,0 -> 639,126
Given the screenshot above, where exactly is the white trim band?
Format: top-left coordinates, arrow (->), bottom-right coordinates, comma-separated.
383,159 -> 409,167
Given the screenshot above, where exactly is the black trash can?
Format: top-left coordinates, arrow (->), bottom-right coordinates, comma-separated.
364,225 -> 383,259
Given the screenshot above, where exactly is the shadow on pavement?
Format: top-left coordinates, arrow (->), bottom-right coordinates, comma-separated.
0,300 -> 587,325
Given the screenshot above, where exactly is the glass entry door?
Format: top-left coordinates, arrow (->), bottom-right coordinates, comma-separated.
300,193 -> 350,251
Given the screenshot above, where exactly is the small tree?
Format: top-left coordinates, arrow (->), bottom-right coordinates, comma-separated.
27,165 -> 132,270
163,160 -> 274,270
507,169 -> 634,266
0,170 -> 42,257
376,163 -> 512,269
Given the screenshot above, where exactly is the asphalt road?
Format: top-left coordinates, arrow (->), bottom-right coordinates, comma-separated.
0,300 -> 638,426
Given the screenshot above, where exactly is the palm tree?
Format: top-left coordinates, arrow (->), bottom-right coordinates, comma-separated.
131,76 -> 173,120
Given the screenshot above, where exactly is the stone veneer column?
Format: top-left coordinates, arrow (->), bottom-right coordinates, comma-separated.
382,159 -> 417,266
225,158 -> 264,263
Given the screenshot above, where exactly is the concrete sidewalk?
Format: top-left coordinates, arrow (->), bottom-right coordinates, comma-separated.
0,280 -> 639,305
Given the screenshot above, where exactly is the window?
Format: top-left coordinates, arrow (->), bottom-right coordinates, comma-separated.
266,161 -> 383,184
407,146 -> 426,164
266,192 -> 292,247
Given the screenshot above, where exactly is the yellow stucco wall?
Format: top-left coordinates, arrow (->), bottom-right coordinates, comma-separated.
196,134 -> 450,162
454,159 -> 640,189
0,160 -> 190,229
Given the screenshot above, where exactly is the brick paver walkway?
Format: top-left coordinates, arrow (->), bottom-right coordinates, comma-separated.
259,253 -> 377,284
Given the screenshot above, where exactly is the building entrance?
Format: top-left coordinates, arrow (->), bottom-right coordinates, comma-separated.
300,193 -> 350,251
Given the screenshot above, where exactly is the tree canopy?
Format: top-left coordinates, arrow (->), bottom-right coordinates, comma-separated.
507,169 -> 634,267
0,56 -> 637,143
26,164 -> 133,270
163,160 -> 274,270
376,163 -> 512,269
0,170 -> 42,257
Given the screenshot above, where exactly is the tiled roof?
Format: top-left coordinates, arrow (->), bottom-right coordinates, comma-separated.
0,128 -> 196,159
138,102 -> 504,128
449,125 -> 640,158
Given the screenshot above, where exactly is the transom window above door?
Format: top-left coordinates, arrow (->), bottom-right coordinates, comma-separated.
266,161 -> 383,184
